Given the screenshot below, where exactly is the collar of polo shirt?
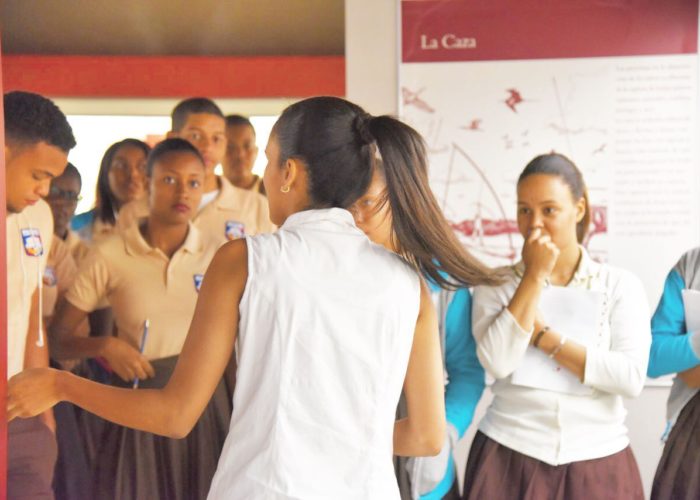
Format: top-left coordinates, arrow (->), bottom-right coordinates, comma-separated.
123,217 -> 203,257
215,175 -> 239,209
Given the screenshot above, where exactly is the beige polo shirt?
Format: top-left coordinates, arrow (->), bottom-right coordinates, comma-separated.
197,176 -> 274,240
119,176 -> 274,242
43,235 -> 89,370
42,236 -> 77,318
65,230 -> 90,265
78,204 -> 148,246
7,200 -> 53,378
64,219 -> 223,360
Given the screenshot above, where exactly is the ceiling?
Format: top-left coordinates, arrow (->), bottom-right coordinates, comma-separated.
1,0 -> 345,56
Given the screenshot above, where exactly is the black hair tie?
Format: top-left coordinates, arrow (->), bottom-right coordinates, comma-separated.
353,114 -> 374,146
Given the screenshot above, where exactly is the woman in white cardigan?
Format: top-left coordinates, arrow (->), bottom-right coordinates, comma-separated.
462,153 -> 650,500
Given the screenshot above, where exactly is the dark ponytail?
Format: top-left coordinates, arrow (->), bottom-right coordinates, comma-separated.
518,153 -> 590,243
367,115 -> 501,289
273,96 -> 499,289
273,97 -> 374,209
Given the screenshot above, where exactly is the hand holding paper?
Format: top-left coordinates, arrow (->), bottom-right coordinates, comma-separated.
511,286 -> 603,395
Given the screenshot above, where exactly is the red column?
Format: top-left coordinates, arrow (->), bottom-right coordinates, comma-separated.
0,33 -> 8,500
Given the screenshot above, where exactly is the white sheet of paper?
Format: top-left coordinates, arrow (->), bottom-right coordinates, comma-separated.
682,289 -> 700,333
511,287 -> 603,395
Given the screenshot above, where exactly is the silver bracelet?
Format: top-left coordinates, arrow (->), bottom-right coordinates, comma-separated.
548,336 -> 567,359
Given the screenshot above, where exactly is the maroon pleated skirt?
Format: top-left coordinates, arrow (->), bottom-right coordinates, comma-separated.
651,389 -> 700,500
91,355 -> 232,500
462,431 -> 644,500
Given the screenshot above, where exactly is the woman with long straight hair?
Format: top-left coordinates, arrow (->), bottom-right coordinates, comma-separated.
350,159 -> 488,499
72,138 -> 151,243
462,153 -> 650,500
10,96 -> 496,499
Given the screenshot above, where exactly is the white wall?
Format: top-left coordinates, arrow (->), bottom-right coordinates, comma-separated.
345,1 -> 398,116
346,1 -> 670,497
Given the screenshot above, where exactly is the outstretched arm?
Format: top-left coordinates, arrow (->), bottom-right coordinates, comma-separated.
8,239 -> 248,439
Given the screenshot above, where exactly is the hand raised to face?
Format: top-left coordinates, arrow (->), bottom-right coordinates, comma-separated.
522,227 -> 560,283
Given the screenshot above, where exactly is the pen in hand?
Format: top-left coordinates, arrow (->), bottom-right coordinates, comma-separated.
133,319 -> 150,389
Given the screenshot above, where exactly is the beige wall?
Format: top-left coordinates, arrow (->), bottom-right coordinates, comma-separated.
345,1 -> 398,116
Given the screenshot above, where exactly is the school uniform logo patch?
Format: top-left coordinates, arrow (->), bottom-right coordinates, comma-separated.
225,221 -> 246,240
193,274 -> 204,292
21,228 -> 44,257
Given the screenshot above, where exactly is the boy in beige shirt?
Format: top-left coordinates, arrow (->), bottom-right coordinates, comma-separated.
5,90 -> 75,499
223,114 -> 265,195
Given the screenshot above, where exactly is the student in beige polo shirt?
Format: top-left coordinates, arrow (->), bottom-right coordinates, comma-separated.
43,163 -> 89,323
42,162 -> 94,500
47,139 -> 230,499
222,114 -> 266,195
5,90 -> 76,500
119,98 -> 274,241
45,163 -> 89,265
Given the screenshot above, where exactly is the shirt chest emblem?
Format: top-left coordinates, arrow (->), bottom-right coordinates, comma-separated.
225,220 -> 246,240
21,228 -> 44,257
193,274 -> 204,292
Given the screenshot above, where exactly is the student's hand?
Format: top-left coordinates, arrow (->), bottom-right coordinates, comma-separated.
101,337 -> 155,383
522,227 -> 559,283
7,368 -> 61,421
679,365 -> 700,388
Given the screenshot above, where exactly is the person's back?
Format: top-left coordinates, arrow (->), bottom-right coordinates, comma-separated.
209,208 -> 420,499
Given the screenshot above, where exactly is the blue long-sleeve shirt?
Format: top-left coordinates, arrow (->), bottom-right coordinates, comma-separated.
648,247 -> 700,428
648,269 -> 700,378
423,284 -> 485,500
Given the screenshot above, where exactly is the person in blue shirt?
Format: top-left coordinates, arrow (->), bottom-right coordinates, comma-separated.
648,247 -> 700,500
350,164 -> 487,499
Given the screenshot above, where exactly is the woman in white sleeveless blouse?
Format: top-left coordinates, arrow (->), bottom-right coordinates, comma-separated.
8,97 -> 498,499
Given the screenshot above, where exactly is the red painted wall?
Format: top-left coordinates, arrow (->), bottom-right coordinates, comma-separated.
0,34 -> 9,500
2,55 -> 345,98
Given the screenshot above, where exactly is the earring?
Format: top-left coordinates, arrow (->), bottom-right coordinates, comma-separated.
280,185 -> 290,193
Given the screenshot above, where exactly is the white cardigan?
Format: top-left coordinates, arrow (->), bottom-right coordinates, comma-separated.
473,248 -> 650,465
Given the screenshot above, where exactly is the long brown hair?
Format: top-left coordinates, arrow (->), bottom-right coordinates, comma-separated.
366,115 -> 501,288
273,96 -> 500,289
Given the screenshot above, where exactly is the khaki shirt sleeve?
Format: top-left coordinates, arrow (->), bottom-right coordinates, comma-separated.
71,239 -> 90,267
38,202 -> 53,275
53,240 -> 78,295
64,247 -> 111,313
43,239 -> 78,318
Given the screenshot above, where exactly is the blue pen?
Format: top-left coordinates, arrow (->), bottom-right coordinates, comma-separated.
132,319 -> 150,389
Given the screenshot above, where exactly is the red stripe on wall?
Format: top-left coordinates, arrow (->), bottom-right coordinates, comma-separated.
2,55 -> 345,98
